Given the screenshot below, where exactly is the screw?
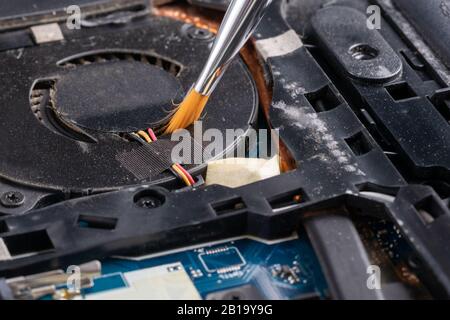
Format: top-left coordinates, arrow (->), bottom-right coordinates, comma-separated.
137,197 -> 160,209
186,26 -> 214,41
134,190 -> 166,209
1,191 -> 25,208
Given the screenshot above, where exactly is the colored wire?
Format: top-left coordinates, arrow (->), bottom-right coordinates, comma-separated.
129,133 -> 147,145
173,165 -> 191,186
147,128 -> 195,185
168,166 -> 183,183
147,128 -> 158,142
174,163 -> 195,185
133,128 -> 195,187
171,164 -> 192,186
137,130 -> 152,143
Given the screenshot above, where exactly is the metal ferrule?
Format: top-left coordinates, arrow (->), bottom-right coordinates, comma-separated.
194,0 -> 273,96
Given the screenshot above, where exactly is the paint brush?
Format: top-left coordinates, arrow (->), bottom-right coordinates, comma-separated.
164,0 -> 272,134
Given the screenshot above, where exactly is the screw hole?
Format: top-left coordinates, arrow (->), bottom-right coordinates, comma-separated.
186,25 -> 214,41
349,44 -> 379,60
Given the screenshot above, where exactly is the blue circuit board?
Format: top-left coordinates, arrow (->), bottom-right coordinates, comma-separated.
83,234 -> 328,299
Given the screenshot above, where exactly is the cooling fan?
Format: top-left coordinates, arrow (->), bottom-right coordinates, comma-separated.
0,11 -> 258,215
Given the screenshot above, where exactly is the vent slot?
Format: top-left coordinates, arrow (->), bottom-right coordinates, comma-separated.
345,131 -> 373,156
57,50 -> 183,77
414,196 -> 447,225
30,79 -> 53,123
29,79 -> 97,143
268,189 -> 306,212
211,197 -> 246,216
305,85 -> 341,113
429,89 -> 450,124
77,215 -> 118,230
2,230 -> 54,257
385,82 -> 418,101
0,220 -> 8,233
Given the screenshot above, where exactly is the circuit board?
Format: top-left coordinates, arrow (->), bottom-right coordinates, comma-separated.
78,234 -> 328,300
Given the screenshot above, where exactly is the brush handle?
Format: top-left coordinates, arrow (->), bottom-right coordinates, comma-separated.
194,0 -> 272,96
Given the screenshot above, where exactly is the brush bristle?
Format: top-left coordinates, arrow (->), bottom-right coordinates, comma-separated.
164,89 -> 209,134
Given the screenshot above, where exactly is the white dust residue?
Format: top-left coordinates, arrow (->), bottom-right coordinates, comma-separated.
283,81 -> 306,100
77,142 -> 90,154
272,101 -> 365,176
376,65 -> 393,78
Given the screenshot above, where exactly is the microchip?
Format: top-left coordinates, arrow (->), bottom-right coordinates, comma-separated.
198,246 -> 246,273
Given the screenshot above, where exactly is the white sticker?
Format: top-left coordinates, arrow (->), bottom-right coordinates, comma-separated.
255,30 -> 303,60
30,23 -> 64,44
